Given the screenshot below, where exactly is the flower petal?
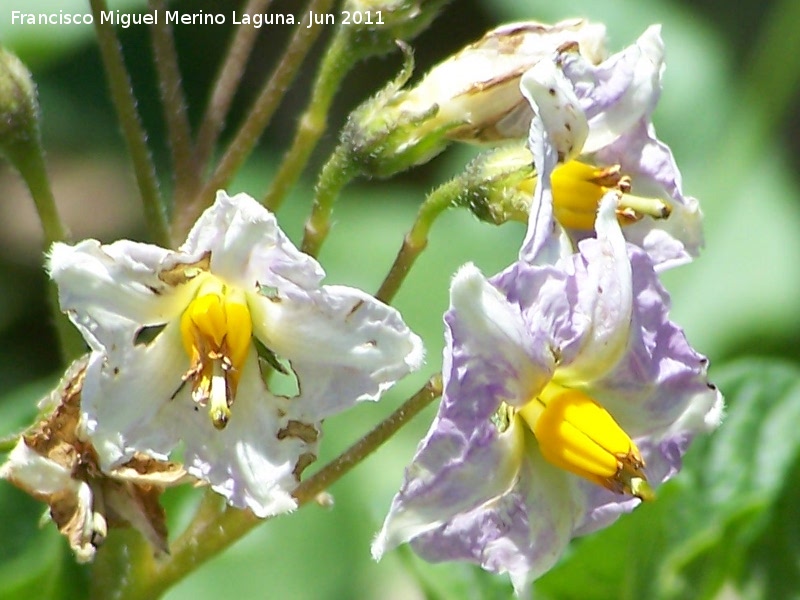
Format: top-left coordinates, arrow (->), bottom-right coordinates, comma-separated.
81,320 -> 189,469
175,350 -> 308,517
562,25 -> 664,153
451,263 -> 555,405
595,120 -> 704,270
48,240 -> 194,349
409,449 -> 585,596
183,191 -> 324,292
372,419 -> 524,560
519,59 -> 589,266
249,285 -> 423,420
588,248 -> 723,437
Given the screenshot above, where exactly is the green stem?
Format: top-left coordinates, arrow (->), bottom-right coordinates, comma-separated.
148,0 -> 197,209
193,0 -> 273,173
132,374 -> 442,599
263,28 -> 358,212
300,145 -> 358,257
5,134 -> 84,361
89,0 -> 169,247
175,0 -> 334,240
376,178 -> 461,303
90,528 -> 154,600
9,140 -> 67,245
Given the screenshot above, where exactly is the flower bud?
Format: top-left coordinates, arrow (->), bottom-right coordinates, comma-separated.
457,143 -> 533,225
342,19 -> 607,177
342,0 -> 451,52
0,47 -> 40,159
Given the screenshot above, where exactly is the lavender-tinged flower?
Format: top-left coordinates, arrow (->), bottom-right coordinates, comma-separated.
48,191 -> 423,517
372,164 -> 722,591
521,25 -> 704,270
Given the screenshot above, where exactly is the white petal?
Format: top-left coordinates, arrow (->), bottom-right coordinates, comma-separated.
0,439 -> 78,496
175,350 -> 305,517
48,240 -> 194,349
250,285 -> 423,420
82,320 -> 189,469
520,59 -> 589,163
183,191 -> 324,291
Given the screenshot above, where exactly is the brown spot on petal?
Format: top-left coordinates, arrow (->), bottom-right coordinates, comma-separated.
158,252 -> 211,286
277,421 -> 319,444
292,453 -> 317,480
346,299 -> 365,319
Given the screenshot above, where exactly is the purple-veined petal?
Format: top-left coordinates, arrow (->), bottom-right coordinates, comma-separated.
594,120 -> 704,270
563,25 -> 664,153
410,448 -> 586,596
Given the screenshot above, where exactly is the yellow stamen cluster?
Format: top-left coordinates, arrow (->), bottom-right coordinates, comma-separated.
520,160 -> 672,231
518,382 -> 654,500
180,280 -> 252,430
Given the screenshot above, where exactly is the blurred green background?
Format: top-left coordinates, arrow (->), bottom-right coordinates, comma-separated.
2,0 -> 800,598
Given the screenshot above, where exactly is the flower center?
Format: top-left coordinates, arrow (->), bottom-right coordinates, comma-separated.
179,279 -> 252,430
518,382 -> 653,500
547,160 -> 672,231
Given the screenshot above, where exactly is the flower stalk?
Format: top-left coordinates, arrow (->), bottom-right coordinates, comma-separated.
376,177 -> 462,303
88,0 -> 169,247
181,0 -> 334,238
193,0 -> 274,175
263,28 -> 359,212
301,145 -> 359,257
121,374 -> 442,600
148,0 -> 197,207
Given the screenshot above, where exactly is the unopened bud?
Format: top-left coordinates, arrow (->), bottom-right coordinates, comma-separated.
342,19 -> 607,177
342,0 -> 451,52
457,143 -> 533,225
0,47 -> 40,159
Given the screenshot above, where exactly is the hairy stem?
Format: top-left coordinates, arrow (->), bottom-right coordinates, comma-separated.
376,178 -> 461,303
148,0 -> 197,211
174,0 -> 334,239
301,145 -> 358,257
89,0 -> 169,247
263,28 -> 357,212
134,374 -> 442,599
193,0 -> 273,172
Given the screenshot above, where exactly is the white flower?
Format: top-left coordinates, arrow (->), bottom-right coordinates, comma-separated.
48,191 -> 423,517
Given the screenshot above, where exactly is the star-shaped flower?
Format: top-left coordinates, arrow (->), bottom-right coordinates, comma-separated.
373,180 -> 722,592
48,191 -> 423,517
521,25 -> 704,270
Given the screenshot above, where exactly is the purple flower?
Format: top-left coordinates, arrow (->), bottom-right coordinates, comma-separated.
521,26 -> 704,271
373,147 -> 722,592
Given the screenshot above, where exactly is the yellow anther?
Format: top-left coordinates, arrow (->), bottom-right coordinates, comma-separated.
179,279 -> 252,429
518,383 -> 653,500
548,160 -> 671,230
